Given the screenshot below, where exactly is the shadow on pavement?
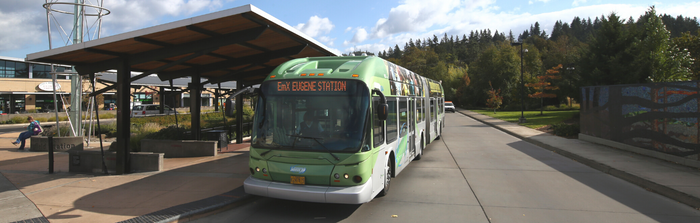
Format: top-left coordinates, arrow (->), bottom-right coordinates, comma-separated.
506,140 -> 699,222
53,150 -> 252,219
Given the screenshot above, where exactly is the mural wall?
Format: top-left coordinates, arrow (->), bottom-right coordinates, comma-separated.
581,82 -> 700,160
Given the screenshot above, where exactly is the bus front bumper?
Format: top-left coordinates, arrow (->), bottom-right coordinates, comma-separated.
244,176 -> 374,204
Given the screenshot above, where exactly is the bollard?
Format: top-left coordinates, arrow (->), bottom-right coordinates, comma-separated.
48,136 -> 54,173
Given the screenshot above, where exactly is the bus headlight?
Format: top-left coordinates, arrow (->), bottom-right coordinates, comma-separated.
262,168 -> 267,173
255,167 -> 260,172
334,173 -> 340,179
250,168 -> 255,175
344,173 -> 349,179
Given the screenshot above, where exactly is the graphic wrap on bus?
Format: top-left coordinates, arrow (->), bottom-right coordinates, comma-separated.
244,56 -> 445,204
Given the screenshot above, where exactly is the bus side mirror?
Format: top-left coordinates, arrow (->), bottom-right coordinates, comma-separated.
378,103 -> 388,121
372,88 -> 388,121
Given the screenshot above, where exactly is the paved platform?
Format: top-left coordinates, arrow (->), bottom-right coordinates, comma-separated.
0,132 -> 252,223
2,109 -> 700,222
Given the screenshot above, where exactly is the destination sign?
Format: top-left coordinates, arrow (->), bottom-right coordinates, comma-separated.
276,80 -> 347,92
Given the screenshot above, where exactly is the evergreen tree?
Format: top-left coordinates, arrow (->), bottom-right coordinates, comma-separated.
579,13 -> 638,86
532,22 -> 542,37
508,30 -> 515,42
551,21 -> 564,41
392,44 -> 402,58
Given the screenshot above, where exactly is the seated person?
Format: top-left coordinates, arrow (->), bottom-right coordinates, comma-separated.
296,111 -> 324,137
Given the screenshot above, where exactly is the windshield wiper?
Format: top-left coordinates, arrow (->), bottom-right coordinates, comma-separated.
260,149 -> 273,157
287,134 -> 340,161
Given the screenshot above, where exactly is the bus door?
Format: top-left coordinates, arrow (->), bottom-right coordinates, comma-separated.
432,98 -> 437,134
407,97 -> 415,156
425,97 -> 431,141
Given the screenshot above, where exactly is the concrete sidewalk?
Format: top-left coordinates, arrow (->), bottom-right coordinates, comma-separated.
457,109 -> 700,210
0,132 -> 253,223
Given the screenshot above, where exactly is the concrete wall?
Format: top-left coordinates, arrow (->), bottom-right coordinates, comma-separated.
68,150 -> 163,173
30,136 -> 84,152
581,82 -> 700,161
141,139 -> 217,158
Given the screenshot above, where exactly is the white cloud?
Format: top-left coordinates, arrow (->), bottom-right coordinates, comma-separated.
345,27 -> 353,33
369,0 -> 472,39
318,36 -> 336,47
294,16 -> 334,38
351,28 -> 369,44
0,10 -> 43,52
100,0 -> 224,35
354,0 -> 700,55
573,0 -> 587,7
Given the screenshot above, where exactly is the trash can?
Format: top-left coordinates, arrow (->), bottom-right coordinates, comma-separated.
207,130 -> 229,149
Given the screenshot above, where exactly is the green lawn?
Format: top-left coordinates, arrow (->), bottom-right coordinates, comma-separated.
470,110 -> 579,129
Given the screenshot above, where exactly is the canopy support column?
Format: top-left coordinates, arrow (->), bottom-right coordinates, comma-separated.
116,58 -> 131,174
190,74 -> 202,140
236,82 -> 243,144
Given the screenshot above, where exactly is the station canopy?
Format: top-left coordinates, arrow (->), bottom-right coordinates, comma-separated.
26,4 -> 338,86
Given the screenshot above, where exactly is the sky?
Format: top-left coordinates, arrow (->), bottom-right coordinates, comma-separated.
0,0 -> 699,59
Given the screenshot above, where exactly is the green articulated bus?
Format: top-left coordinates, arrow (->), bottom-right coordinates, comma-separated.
244,55 -> 446,204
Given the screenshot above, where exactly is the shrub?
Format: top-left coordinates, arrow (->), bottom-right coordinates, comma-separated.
99,113 -> 116,119
551,123 -> 580,137
92,122 -> 117,137
35,117 -> 48,123
144,126 -> 192,140
11,116 -> 26,124
41,124 -> 74,137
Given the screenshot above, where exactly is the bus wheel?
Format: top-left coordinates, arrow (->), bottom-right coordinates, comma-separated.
378,161 -> 391,197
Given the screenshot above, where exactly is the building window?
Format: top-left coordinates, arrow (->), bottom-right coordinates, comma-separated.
134,93 -> 154,104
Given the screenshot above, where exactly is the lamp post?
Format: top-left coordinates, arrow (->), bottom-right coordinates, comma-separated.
511,42 -> 527,123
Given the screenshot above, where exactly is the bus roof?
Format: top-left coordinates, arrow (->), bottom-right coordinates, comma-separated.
264,56 -> 444,97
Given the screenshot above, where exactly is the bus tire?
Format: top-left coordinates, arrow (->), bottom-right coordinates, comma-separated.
378,160 -> 392,197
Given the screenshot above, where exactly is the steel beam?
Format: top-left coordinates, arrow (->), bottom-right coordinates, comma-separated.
115,58 -> 131,174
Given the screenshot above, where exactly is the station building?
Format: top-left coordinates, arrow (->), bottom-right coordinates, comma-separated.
0,56 -> 233,115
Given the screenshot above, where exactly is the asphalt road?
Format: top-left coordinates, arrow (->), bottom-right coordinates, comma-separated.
186,112 -> 700,222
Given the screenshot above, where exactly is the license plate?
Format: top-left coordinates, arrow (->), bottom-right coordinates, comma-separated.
290,176 -> 305,185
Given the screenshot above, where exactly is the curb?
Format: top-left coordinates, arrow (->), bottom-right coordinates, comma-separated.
457,109 -> 700,209
118,186 -> 256,223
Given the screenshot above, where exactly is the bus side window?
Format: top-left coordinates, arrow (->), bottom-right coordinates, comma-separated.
417,99 -> 423,121
399,97 -> 408,137
430,98 -> 435,122
372,97 -> 384,147
386,97 -> 398,143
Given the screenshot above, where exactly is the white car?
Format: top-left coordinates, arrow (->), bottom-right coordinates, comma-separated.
444,101 -> 455,113
131,104 -> 175,117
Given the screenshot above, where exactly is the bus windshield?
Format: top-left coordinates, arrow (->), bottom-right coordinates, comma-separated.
252,79 -> 370,153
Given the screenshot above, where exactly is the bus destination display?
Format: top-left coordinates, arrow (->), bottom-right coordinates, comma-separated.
276,80 -> 347,92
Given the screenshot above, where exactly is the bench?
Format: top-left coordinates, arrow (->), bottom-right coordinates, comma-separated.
140,139 -> 217,158
68,150 -> 163,173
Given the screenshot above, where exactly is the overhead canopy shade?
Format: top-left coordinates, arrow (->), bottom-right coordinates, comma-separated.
26,4 -> 338,86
